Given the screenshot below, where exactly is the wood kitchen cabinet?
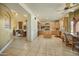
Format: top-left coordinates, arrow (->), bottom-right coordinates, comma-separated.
43,31 -> 52,38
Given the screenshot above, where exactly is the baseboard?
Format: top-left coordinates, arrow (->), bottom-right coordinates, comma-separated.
0,39 -> 13,54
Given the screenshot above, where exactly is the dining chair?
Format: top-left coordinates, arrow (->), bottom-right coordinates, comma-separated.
73,37 -> 79,52
65,33 -> 74,48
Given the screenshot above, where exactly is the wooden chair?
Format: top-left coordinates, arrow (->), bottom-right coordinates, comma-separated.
71,32 -> 79,51
73,37 -> 79,52
65,33 -> 74,48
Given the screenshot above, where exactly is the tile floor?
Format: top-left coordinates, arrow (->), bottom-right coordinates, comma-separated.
1,35 -> 79,56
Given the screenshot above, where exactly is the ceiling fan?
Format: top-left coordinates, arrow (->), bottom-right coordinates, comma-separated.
56,3 -> 79,14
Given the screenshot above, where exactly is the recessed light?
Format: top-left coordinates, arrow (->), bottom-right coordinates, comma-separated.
11,9 -> 18,16
24,15 -> 27,17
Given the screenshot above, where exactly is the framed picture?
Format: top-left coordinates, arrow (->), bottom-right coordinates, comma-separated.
4,19 -> 11,29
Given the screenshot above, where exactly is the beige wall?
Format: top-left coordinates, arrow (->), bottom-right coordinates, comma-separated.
0,18 -> 12,50
76,21 -> 79,32
0,11 -> 27,50
11,14 -> 27,30
0,29 -> 11,50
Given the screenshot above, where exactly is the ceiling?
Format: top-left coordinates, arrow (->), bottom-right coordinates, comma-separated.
4,3 -> 29,17
3,3 -> 79,21
4,3 -> 67,21
25,3 -> 66,21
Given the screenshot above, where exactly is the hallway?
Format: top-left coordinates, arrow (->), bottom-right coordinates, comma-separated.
1,36 -> 78,56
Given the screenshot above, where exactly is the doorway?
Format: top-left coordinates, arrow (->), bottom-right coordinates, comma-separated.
13,20 -> 27,37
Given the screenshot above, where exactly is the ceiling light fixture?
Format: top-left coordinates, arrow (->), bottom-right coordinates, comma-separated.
11,9 -> 18,16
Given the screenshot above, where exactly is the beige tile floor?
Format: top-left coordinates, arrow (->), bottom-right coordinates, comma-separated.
1,35 -> 79,56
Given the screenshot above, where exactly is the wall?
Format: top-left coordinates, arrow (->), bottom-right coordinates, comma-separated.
0,18 -> 11,50
73,9 -> 79,33
59,18 -> 64,31
11,13 -> 27,30
63,17 -> 68,32
76,21 -> 79,32
68,12 -> 74,32
59,13 -> 74,33
19,3 -> 38,41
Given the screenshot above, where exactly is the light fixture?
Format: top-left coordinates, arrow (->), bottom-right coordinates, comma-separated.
11,9 -> 18,16
24,15 -> 27,17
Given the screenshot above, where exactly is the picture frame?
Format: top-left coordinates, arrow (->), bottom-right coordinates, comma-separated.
4,19 -> 11,29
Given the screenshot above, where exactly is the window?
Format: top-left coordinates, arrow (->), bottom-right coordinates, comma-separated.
71,21 -> 74,33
